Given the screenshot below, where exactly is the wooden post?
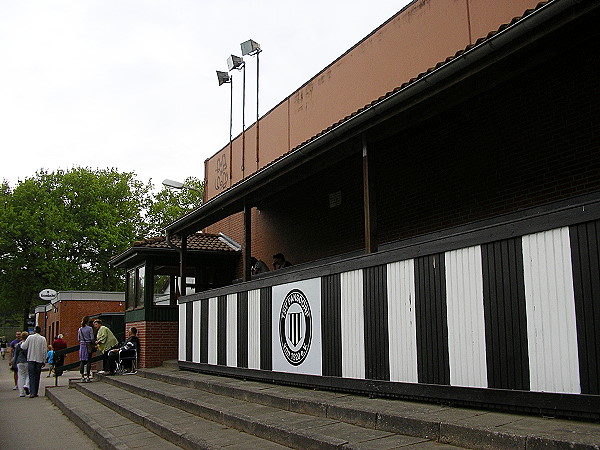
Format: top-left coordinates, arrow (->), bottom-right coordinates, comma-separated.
363,134 -> 378,254
243,202 -> 252,281
179,233 -> 187,296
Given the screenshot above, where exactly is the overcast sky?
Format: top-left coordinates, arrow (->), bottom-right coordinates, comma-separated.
0,1 -> 412,189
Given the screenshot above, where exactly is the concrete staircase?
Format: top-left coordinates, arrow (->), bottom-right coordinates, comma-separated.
46,361 -> 600,449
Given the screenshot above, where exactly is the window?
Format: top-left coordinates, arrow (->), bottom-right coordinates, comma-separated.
153,274 -> 195,306
126,269 -> 136,310
136,266 -> 145,308
126,265 -> 145,310
153,274 -> 171,306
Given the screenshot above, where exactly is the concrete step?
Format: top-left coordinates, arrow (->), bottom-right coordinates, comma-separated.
46,383 -> 180,449
71,379 -> 293,449
134,366 -> 600,450
93,372 -> 449,449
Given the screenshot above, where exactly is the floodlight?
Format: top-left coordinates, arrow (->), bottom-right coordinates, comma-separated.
241,39 -> 261,56
227,54 -> 244,71
216,70 -> 231,86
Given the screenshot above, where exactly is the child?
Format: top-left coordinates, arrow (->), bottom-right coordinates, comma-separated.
46,345 -> 55,377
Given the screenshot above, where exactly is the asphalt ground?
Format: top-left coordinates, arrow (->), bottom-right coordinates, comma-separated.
0,356 -> 99,449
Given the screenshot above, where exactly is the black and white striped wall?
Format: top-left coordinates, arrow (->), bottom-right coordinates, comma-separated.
179,203 -> 600,418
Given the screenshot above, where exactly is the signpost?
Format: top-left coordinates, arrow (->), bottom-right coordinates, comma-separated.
39,289 -> 57,302
37,288 -> 57,334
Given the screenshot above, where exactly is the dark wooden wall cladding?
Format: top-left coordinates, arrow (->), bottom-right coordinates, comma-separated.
321,274 -> 342,377
482,238 -> 530,391
260,288 -> 273,371
363,265 -> 390,381
415,253 -> 450,386
217,295 -> 227,366
178,198 -> 600,418
570,220 -> 600,395
237,291 -> 248,369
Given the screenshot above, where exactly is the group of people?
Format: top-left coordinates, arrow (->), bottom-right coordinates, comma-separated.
5,317 -> 140,396
8,326 -> 49,398
251,253 -> 292,275
77,316 -> 139,382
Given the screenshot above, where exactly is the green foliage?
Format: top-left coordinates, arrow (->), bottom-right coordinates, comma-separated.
0,168 -> 201,323
145,177 -> 203,236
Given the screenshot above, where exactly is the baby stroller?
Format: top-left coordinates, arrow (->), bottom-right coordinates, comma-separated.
114,342 -> 137,375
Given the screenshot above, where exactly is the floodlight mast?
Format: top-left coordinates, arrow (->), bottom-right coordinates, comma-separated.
217,69 -> 234,183
227,54 -> 246,173
241,39 -> 261,167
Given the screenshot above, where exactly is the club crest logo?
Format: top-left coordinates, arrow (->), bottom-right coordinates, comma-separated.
279,289 -> 312,366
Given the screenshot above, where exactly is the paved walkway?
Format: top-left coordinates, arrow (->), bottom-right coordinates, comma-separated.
0,357 -> 99,449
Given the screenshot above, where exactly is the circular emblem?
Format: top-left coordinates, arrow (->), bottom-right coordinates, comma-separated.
279,289 -> 312,366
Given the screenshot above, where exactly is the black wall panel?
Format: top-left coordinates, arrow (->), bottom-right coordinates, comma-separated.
570,220 -> 600,395
481,238 -> 530,391
415,253 -> 450,385
260,288 -> 273,371
363,265 -> 390,381
322,274 -> 342,377
237,292 -> 248,368
200,299 -> 209,364
217,295 -> 227,366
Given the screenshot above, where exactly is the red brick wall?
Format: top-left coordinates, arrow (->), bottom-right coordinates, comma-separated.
43,300 -> 124,366
127,320 -> 178,368
205,151 -> 365,273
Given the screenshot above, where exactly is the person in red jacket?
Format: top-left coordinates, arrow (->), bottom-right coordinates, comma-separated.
52,334 -> 68,374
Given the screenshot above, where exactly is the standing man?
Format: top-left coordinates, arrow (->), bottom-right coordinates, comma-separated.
93,319 -> 118,374
52,334 -> 67,375
20,326 -> 47,398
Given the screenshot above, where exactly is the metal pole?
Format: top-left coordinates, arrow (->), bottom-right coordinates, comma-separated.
229,74 -> 233,182
255,50 -> 260,168
241,64 -> 246,174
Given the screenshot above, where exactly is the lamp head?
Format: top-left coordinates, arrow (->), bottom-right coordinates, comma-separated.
162,179 -> 184,189
241,39 -> 261,56
227,54 -> 244,71
216,70 -> 231,86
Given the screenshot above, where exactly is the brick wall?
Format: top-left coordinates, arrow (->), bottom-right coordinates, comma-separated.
43,300 -> 124,366
127,320 -> 178,368
374,38 -> 600,244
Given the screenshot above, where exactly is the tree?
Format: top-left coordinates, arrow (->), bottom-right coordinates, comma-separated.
0,168 -> 153,327
145,176 -> 204,236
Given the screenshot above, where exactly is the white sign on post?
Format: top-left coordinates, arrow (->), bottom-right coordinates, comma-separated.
39,289 -> 57,302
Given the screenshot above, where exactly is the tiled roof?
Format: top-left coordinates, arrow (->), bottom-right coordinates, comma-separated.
131,233 -> 239,252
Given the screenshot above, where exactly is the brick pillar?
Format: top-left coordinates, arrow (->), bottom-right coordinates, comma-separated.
127,321 -> 178,368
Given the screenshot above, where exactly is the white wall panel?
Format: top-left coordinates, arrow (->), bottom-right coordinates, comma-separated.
247,289 -> 261,369
522,227 -> 580,394
387,260 -> 418,383
208,297 -> 217,365
226,294 -> 238,367
340,270 -> 365,379
192,301 -> 201,363
445,246 -> 487,388
178,303 -> 186,361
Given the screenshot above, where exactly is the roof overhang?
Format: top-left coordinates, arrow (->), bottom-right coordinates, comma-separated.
165,0 -> 596,237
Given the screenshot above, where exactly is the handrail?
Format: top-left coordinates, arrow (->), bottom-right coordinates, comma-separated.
53,345 -> 103,386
